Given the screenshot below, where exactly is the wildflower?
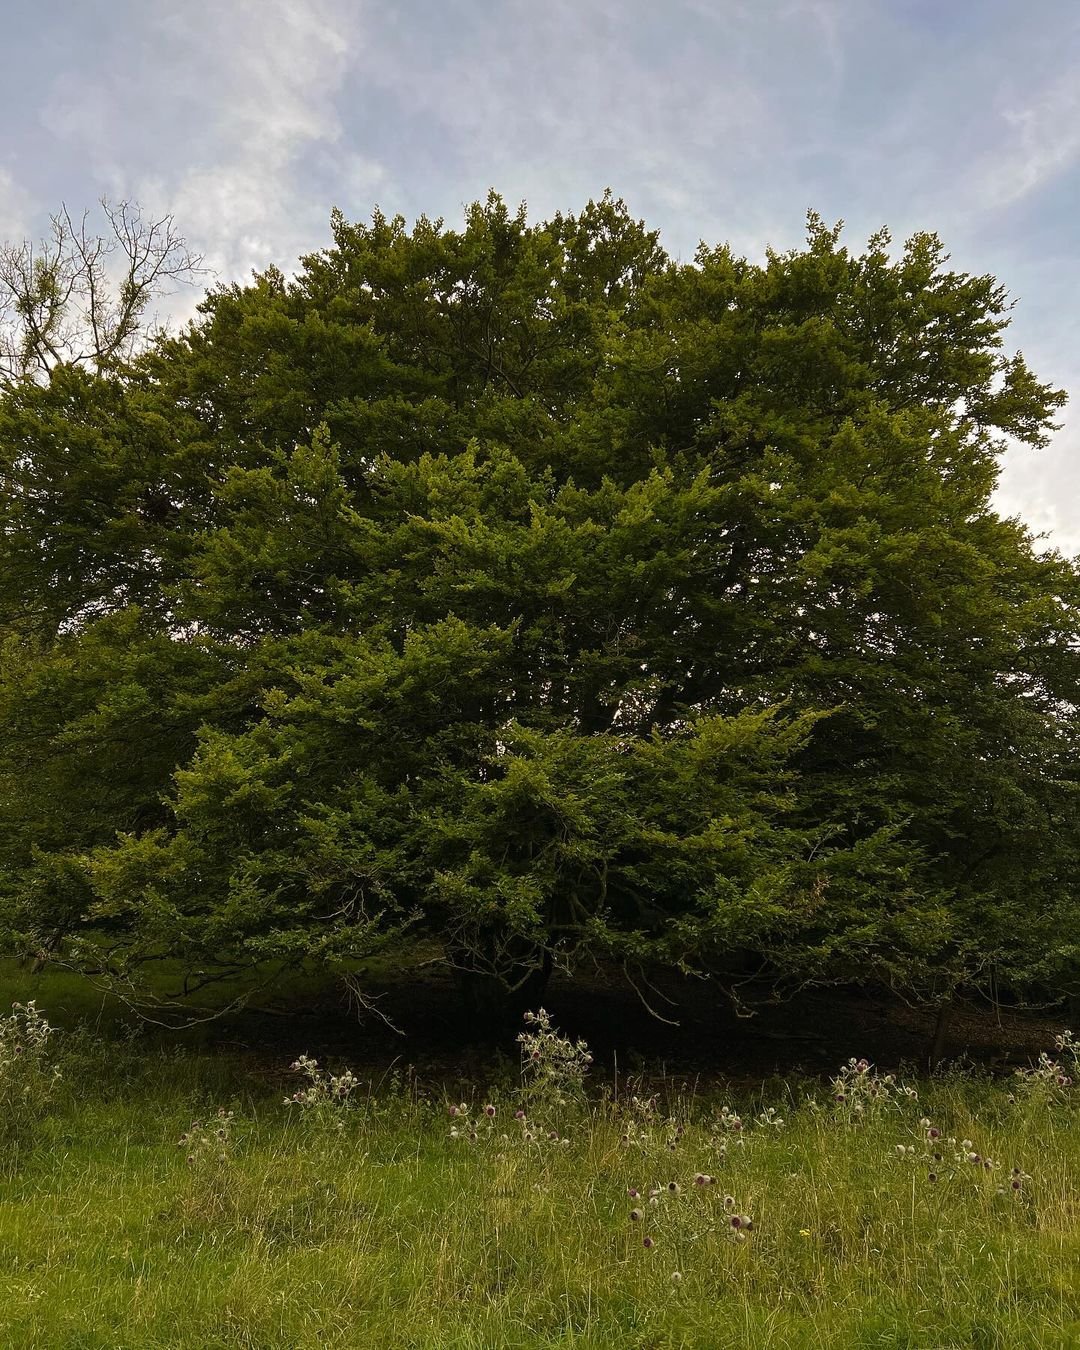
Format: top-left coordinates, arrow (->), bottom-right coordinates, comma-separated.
514,1109 -> 526,1120
928,1173 -> 938,1183
643,1236 -> 655,1248
799,1228 -> 811,1237
671,1270 -> 682,1284
667,1181 -> 680,1194
483,1104 -> 496,1118
630,1208 -> 643,1222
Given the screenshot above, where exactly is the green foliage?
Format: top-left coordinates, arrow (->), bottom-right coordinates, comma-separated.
1,192 -> 1078,1008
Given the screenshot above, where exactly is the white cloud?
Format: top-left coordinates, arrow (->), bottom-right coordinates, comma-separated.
0,168 -> 35,243
997,414 -> 1080,558
40,0 -> 376,283
968,67 -> 1080,211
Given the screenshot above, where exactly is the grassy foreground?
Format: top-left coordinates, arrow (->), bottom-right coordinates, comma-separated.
2,1002 -> 1080,1348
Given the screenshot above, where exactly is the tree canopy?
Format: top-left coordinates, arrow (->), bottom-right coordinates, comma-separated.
2,192 -> 1078,1015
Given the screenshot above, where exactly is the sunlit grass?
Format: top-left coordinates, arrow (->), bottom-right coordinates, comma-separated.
1,1001 -> 1080,1347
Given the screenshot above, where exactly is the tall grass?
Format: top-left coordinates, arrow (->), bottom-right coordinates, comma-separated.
1,1003 -> 1079,1348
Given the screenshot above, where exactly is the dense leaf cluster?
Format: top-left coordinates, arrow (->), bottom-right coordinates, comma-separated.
2,193 -> 1078,1011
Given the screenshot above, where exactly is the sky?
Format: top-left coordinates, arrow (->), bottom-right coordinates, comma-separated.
2,0 -> 1079,549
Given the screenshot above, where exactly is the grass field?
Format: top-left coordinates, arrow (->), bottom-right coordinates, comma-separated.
2,978 -> 1080,1349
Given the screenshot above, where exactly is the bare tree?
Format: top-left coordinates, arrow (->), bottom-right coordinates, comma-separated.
0,198 -> 205,384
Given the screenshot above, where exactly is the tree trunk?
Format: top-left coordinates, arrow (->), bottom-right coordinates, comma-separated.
928,996 -> 953,1068
450,937 -> 554,1032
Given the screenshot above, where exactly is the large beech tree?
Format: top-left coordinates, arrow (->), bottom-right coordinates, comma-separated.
2,193 -> 1079,1014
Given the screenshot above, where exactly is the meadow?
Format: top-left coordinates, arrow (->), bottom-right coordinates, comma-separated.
2,973 -> 1080,1350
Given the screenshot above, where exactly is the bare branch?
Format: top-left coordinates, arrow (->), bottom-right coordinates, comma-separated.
0,197 -> 207,385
